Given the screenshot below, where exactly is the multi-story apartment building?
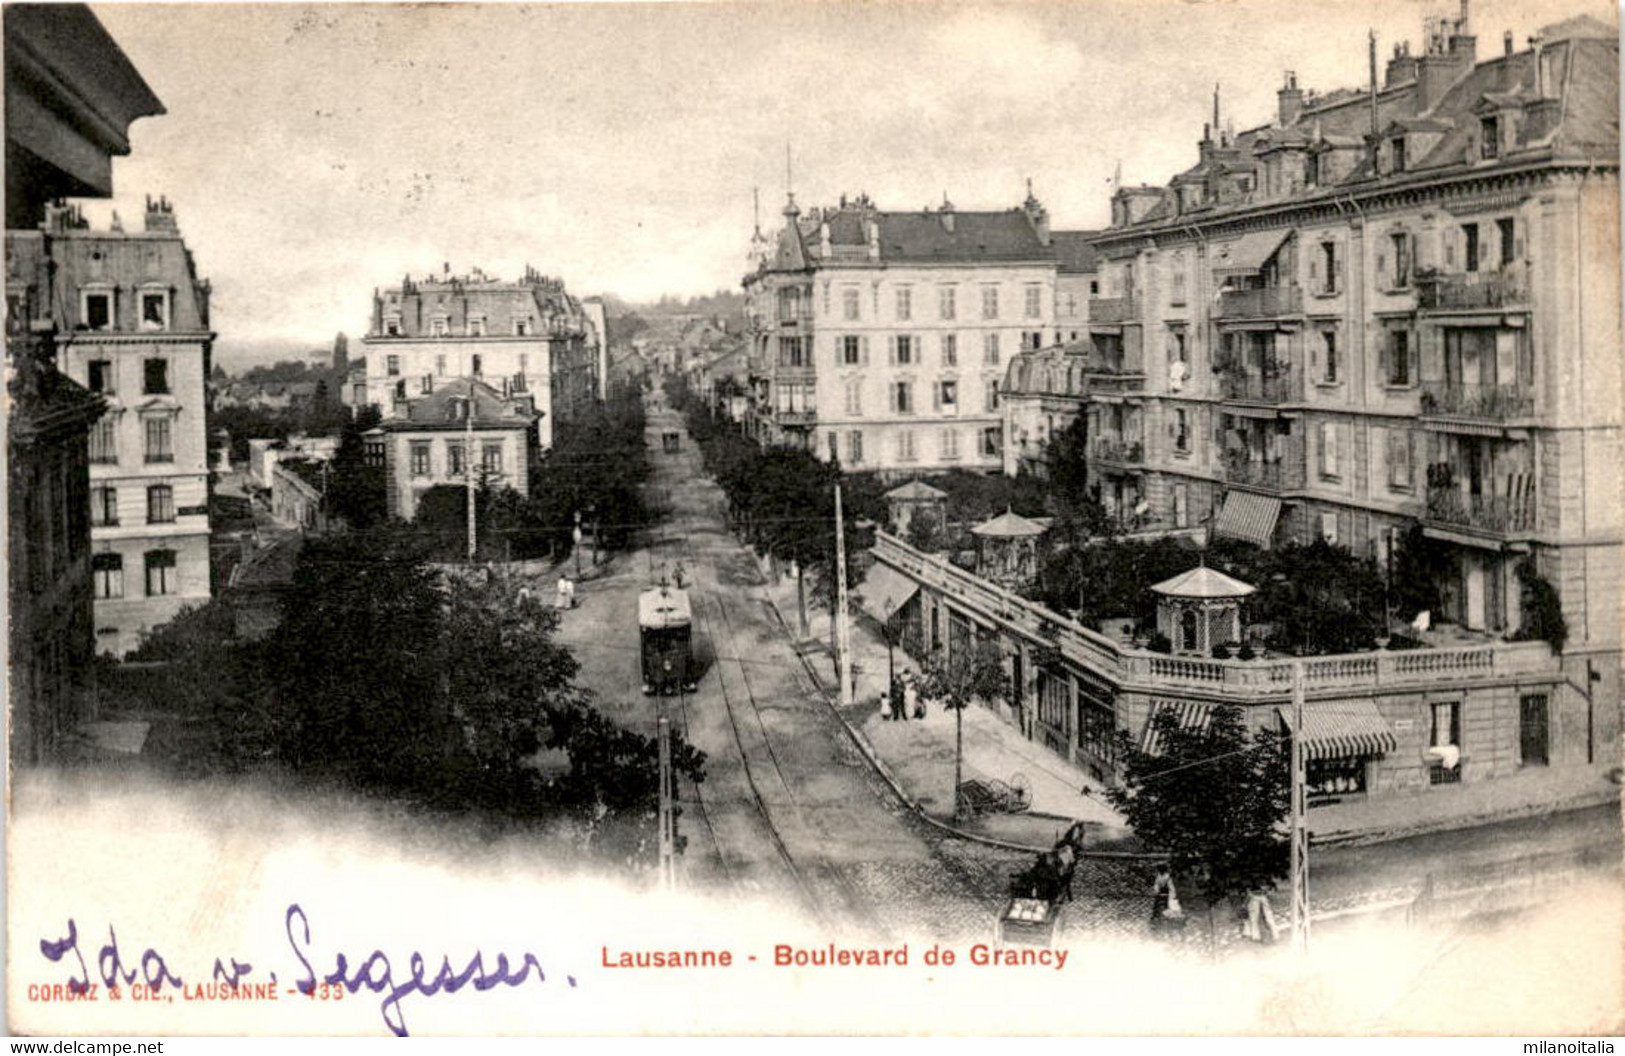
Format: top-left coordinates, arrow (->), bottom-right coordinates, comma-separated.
1050,230 -> 1100,347
1002,342 -> 1091,478
1059,11 -> 1618,649
371,377 -> 540,521
10,196 -> 215,659
744,191 -> 1057,475
6,4 -> 162,760
359,266 -> 595,450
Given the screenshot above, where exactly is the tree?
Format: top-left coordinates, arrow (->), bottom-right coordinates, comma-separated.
1512,560 -> 1568,653
917,637 -> 1010,819
1106,704 -> 1289,931
326,410 -> 386,529
904,508 -> 944,553
1040,416 -> 1108,542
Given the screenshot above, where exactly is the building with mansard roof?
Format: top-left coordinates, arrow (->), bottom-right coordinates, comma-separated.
743,189 -> 1057,474
358,265 -> 595,449
374,377 -> 540,520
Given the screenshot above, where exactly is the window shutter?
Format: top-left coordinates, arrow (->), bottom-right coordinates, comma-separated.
1308,258 -> 1318,282
932,383 -> 941,411
861,336 -> 870,366
1333,250 -> 1343,285
1375,251 -> 1386,279
1406,336 -> 1419,387
887,335 -> 897,366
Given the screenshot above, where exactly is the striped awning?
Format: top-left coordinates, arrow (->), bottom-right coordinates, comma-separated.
1212,490 -> 1282,548
1278,699 -> 1397,761
855,561 -> 920,624
1211,229 -> 1293,277
1140,700 -> 1214,755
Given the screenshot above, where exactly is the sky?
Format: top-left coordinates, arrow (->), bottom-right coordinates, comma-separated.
82,0 -> 1614,364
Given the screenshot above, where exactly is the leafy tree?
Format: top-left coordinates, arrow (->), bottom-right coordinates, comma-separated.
916,637 -> 1010,818
326,409 -> 386,529
1107,704 -> 1289,925
1512,561 -> 1568,653
905,507 -> 944,553
1040,416 -> 1109,541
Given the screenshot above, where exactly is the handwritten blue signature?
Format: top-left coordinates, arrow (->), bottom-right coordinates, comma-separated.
39,904 -> 577,1036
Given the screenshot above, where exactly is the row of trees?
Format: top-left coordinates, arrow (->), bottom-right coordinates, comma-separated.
128,527 -> 706,859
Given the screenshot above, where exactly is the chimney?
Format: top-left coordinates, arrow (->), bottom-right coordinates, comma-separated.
1277,70 -> 1304,126
1503,30 -> 1513,56
819,220 -> 832,256
143,194 -> 178,234
1386,40 -> 1419,87
1530,35 -> 1546,96
939,193 -> 956,233
866,219 -> 881,261
1023,180 -> 1050,247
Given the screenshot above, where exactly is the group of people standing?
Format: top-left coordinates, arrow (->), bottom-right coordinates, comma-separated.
880,673 -> 924,721
1149,867 -> 1281,944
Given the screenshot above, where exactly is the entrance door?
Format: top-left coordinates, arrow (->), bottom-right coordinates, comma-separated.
1464,554 -> 1487,631
1519,693 -> 1549,766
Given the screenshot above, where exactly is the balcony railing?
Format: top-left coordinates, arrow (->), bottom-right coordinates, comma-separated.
1218,368 -> 1299,404
1425,487 -> 1538,536
1215,285 -> 1302,319
1223,455 -> 1305,492
1092,438 -> 1145,466
774,408 -> 817,426
1088,296 -> 1137,325
1084,357 -> 1146,393
1419,381 -> 1534,421
1416,267 -> 1529,311
775,309 -> 815,327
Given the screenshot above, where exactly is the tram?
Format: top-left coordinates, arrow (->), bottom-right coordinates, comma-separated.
638,585 -> 695,695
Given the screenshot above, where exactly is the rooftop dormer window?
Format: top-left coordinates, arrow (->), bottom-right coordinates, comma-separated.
1391,137 -> 1407,174
140,289 -> 169,331
1479,116 -> 1500,159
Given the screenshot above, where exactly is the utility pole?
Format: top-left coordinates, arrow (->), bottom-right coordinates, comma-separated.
835,484 -> 852,706
657,714 -> 675,892
1289,658 -> 1310,953
465,392 -> 477,562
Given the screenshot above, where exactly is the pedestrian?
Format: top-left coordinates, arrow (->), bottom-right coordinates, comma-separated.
1242,888 -> 1280,944
556,575 -> 571,611
889,677 -> 905,721
673,561 -> 686,588
897,675 -> 912,723
1150,865 -> 1184,934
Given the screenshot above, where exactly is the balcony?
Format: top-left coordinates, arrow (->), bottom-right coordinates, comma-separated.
1084,357 -> 1146,394
1088,296 -> 1137,325
775,309 -> 815,328
1419,381 -> 1534,422
1417,267 -> 1528,312
774,408 -> 817,427
1223,454 -> 1304,492
1218,368 -> 1299,405
1215,285 -> 1302,319
1091,437 -> 1144,467
1425,487 -> 1538,537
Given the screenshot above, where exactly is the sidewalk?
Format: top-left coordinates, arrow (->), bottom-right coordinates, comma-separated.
758,563 -> 1132,849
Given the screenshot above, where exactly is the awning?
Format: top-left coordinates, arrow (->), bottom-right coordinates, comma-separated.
1211,229 -> 1293,277
1141,700 -> 1214,755
856,561 -> 920,623
1278,699 -> 1397,761
1212,490 -> 1282,548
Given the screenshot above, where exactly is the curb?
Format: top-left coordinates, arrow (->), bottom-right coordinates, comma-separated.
760,593 -> 1163,861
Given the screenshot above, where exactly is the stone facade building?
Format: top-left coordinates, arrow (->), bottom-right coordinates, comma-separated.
359,266 -> 595,450
373,377 -> 539,521
744,191 -> 1058,475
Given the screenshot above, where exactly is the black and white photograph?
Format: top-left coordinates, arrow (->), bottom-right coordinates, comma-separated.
5,0 -> 1622,1038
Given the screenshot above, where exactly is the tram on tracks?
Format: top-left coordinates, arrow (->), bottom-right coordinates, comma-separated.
638,585 -> 696,695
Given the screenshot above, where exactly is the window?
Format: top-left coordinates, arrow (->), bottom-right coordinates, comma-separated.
353,383 -> 367,406
87,359 -> 113,394
144,549 -> 178,597
939,286 -> 956,321
447,441 -> 466,477
430,316 -> 448,337
936,380 -> 958,414
146,484 -> 175,524
777,287 -> 802,322
144,417 -> 173,463
1022,331 -> 1044,351
514,318 -> 531,336
384,317 -> 401,337
92,487 -> 118,527
1088,280 -> 1099,297
1170,266 -> 1187,306
1319,511 -> 1339,545
1173,484 -> 1190,528
1386,429 -> 1414,490
1385,328 -> 1413,386
981,285 -> 999,320
1391,137 -> 1407,173
1497,217 -> 1517,266
980,426 -> 1002,457
985,381 -> 1000,413
839,335 -> 862,366
825,432 -> 839,462
420,374 -> 434,394
892,335 -> 914,366
1307,756 -> 1367,799
471,354 -> 482,376
1429,700 -> 1462,783
1388,232 -> 1411,288
143,358 -> 169,395
482,443 -> 503,473
1463,223 -> 1480,273
469,317 -> 486,336
435,353 -> 447,376
386,354 -> 402,377
410,442 -> 431,476
842,287 -> 860,321
983,332 -> 1000,366
895,286 -> 912,321
394,379 -> 408,401
1174,408 -> 1190,453
81,291 -> 112,331
1519,693 -> 1549,767
1479,116 -> 1499,159
895,430 -> 917,463
1319,242 -> 1340,294
843,379 -> 863,416
364,439 -> 385,468
939,428 -> 961,461
1024,284 -> 1042,319
942,334 -> 958,367
90,416 -> 117,464
1319,421 -> 1340,479
892,381 -> 914,415
778,336 -> 806,367
93,553 -> 123,599
846,430 -> 864,464
1321,329 -> 1339,383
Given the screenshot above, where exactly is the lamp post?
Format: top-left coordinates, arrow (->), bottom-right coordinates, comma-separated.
573,511 -> 583,578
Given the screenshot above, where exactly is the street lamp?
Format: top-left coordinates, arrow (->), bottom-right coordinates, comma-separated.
573,511 -> 583,578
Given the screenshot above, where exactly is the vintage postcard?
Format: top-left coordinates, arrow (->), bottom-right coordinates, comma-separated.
6,0 -> 1622,1038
